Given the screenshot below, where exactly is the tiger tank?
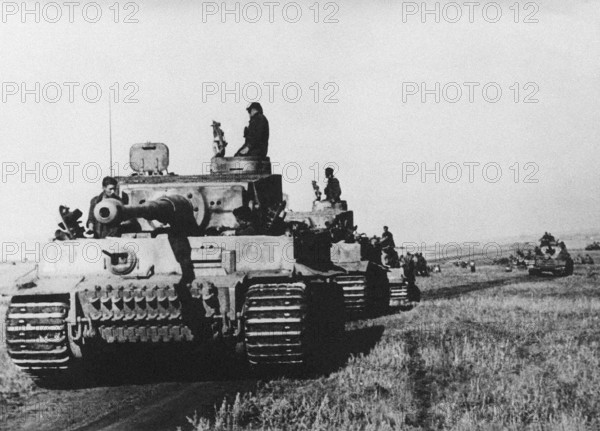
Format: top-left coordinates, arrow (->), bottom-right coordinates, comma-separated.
286,191 -> 391,317
5,141 -> 346,378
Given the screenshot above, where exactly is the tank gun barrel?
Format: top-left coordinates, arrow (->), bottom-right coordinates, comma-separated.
94,195 -> 196,229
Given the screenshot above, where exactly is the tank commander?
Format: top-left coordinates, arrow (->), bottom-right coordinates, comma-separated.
324,167 -> 341,203
234,102 -> 269,157
86,176 -> 122,239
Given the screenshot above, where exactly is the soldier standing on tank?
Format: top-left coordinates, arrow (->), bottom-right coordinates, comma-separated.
86,176 -> 122,239
324,167 -> 341,203
381,226 -> 396,249
234,102 -> 269,157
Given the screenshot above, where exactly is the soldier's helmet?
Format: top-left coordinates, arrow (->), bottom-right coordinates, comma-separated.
246,102 -> 263,114
325,167 -> 334,176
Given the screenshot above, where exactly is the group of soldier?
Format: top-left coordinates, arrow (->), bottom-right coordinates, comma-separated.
575,254 -> 595,265
366,227 -> 431,280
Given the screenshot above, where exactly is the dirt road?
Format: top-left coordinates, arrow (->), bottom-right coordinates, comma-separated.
2,365 -> 257,431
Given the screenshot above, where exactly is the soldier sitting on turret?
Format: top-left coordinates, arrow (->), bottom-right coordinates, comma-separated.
324,167 -> 341,203
234,102 -> 269,157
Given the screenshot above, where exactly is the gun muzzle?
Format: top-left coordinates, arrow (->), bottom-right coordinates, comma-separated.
94,195 -> 196,227
94,198 -> 124,225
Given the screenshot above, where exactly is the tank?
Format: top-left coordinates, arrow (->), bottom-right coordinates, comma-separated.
585,241 -> 600,251
528,236 -> 574,276
5,141 -> 346,378
286,198 -> 394,316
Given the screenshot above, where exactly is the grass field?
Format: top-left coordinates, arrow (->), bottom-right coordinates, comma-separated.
185,253 -> 600,430
1,253 -> 599,430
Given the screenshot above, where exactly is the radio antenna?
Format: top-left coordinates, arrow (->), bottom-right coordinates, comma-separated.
109,97 -> 113,176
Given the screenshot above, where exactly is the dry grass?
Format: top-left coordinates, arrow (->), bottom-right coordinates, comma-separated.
184,258 -> 600,430
1,257 -> 599,430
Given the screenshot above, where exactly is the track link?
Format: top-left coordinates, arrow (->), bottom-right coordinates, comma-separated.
244,283 -> 307,365
5,296 -> 72,373
78,285 -> 202,343
389,280 -> 409,308
335,275 -> 367,315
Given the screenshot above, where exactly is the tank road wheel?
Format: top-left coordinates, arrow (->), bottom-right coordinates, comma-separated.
5,295 -> 74,383
243,279 -> 345,373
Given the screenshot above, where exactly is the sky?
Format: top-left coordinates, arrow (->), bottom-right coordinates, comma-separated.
0,0 -> 599,252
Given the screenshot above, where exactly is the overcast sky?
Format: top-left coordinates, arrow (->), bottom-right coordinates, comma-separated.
0,0 -> 598,250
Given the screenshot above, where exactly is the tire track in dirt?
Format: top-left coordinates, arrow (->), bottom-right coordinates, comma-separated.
2,379 -> 258,431
403,330 -> 435,430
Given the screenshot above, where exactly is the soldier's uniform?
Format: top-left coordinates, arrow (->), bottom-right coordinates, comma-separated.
236,103 -> 269,157
381,230 -> 395,248
324,177 -> 341,202
403,253 -> 421,303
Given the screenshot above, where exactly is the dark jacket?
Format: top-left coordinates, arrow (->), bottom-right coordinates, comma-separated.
324,177 -> 341,202
87,192 -> 122,239
243,112 -> 269,157
381,231 -> 395,248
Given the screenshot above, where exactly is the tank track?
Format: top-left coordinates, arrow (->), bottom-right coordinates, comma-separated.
5,296 -> 72,372
334,275 -> 367,315
389,280 -> 409,308
5,284 -> 207,374
244,283 -> 307,365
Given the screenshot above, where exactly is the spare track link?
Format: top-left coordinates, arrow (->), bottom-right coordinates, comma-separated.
78,284 -> 203,343
5,296 -> 72,372
335,275 -> 367,315
244,283 -> 307,366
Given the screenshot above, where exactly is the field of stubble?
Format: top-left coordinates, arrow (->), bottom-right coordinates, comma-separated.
184,253 -> 600,431
1,254 -> 599,430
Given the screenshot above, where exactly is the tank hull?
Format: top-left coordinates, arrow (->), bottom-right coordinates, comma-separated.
5,234 -> 345,376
